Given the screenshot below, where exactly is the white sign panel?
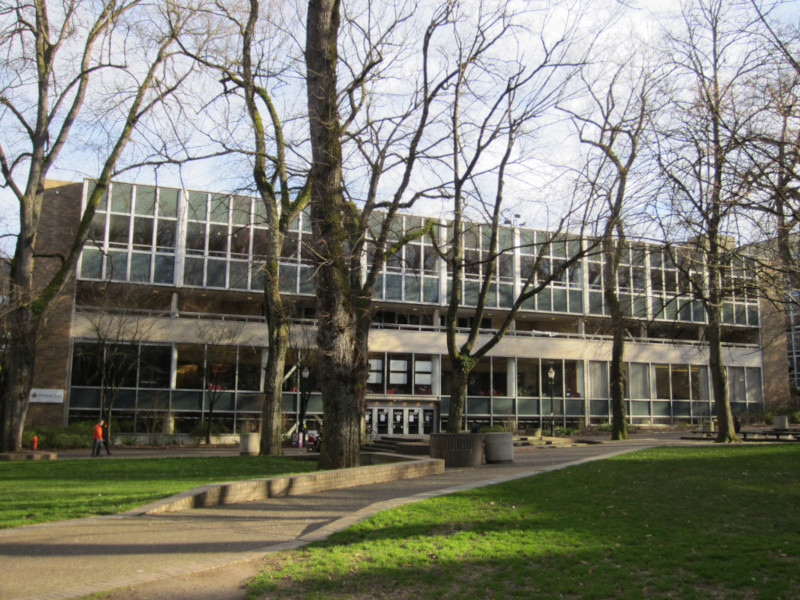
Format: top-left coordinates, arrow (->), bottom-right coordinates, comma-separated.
29,389 -> 64,404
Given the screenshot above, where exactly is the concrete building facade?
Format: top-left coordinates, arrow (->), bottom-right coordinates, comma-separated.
25,180 -> 789,437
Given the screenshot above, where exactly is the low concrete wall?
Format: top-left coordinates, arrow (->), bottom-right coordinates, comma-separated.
130,455 -> 444,516
0,452 -> 57,461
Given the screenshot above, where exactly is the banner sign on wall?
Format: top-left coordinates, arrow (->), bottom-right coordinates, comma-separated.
29,389 -> 64,404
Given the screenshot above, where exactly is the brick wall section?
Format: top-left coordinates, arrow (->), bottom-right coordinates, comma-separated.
760,294 -> 791,410
26,181 -> 84,428
129,456 -> 445,516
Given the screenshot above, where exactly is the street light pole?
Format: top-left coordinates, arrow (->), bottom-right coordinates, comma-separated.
548,365 -> 555,437
299,366 -> 310,447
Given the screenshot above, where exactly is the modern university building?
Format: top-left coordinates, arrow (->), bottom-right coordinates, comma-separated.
25,180 -> 790,439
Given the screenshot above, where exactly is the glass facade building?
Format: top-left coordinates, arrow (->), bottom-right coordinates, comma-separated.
55,180 -> 767,435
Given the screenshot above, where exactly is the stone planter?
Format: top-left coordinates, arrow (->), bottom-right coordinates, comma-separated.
429,433 -> 484,467
483,431 -> 514,464
239,433 -> 261,456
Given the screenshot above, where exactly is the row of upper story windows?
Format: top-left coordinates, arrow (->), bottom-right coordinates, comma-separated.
79,181 -> 760,325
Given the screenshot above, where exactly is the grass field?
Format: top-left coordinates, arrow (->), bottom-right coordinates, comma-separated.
247,445 -> 800,600
0,455 -> 317,529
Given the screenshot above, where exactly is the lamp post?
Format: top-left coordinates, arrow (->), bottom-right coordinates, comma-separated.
548,365 -> 555,437
299,366 -> 310,446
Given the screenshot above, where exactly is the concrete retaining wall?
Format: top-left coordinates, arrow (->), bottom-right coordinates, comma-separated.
130,455 -> 444,516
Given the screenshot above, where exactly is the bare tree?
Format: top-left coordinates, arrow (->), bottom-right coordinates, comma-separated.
75,285 -> 159,442
0,0 -> 202,451
305,0 -> 480,468
430,2 -> 602,434
560,55 -> 662,439
195,319 -> 249,444
178,0 -> 310,455
653,0 -> 769,442
738,7 -> 800,304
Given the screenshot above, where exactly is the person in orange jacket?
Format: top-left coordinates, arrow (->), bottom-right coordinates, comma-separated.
92,420 -> 104,457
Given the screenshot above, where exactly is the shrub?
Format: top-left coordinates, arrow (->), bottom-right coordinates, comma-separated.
790,411 -> 800,425
554,425 -> 578,437
189,419 -> 230,443
479,424 -> 507,433
591,423 -> 613,433
22,422 -> 95,450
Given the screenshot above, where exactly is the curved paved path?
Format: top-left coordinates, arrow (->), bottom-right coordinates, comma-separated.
0,435 -> 706,600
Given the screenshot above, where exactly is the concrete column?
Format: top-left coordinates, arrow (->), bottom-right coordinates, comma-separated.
170,344 -> 178,390
432,355 -> 441,396
507,357 -> 516,399
170,292 -> 179,316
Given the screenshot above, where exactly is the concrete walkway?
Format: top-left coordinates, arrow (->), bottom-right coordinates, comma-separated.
0,434 -> 707,600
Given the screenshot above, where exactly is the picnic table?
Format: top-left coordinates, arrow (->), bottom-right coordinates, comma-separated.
739,429 -> 800,441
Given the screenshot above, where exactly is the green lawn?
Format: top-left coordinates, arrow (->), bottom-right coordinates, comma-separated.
248,445 -> 800,600
0,455 -> 317,528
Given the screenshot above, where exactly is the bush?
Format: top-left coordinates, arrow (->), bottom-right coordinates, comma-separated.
554,426 -> 578,437
479,424 -> 507,433
22,421 -> 95,450
591,423 -> 614,433
790,411 -> 800,425
189,420 -> 230,443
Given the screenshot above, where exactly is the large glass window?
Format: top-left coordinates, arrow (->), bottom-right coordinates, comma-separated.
176,345 -> 204,389
589,361 -> 609,399
71,343 -> 103,387
654,364 -> 671,399
516,358 -> 540,397
139,346 -> 171,388
627,363 -> 650,399
80,182 -> 177,284
387,354 -> 412,394
367,355 -> 384,394
414,356 -> 433,394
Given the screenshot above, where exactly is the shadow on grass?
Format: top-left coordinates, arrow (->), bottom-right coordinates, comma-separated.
248,445 -> 800,600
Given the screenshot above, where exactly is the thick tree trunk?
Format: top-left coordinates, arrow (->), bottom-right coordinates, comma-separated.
707,303 -> 738,443
0,334 -> 36,452
306,0 -> 361,469
1,298 -> 39,452
446,365 -> 469,433
609,322 -> 628,440
260,318 -> 287,455
354,308 -> 371,444
602,231 -> 629,441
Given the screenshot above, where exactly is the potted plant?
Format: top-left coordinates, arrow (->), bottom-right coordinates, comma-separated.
482,425 -> 514,464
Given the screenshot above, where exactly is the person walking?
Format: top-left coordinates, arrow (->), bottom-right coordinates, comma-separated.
92,420 -> 104,457
102,421 -> 112,455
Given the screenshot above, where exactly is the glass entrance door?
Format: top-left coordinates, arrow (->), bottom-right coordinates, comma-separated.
392,409 -> 405,434
376,408 -> 389,434
368,406 -> 437,436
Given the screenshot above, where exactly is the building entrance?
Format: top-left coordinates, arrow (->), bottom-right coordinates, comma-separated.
366,406 -> 436,436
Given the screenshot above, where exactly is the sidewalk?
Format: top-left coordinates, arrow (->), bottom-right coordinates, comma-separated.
0,434 -> 705,600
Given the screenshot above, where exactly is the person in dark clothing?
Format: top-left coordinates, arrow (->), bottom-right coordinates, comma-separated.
102,421 -> 112,455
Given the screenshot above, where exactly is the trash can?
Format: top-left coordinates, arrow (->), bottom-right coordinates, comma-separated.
239,433 -> 261,455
